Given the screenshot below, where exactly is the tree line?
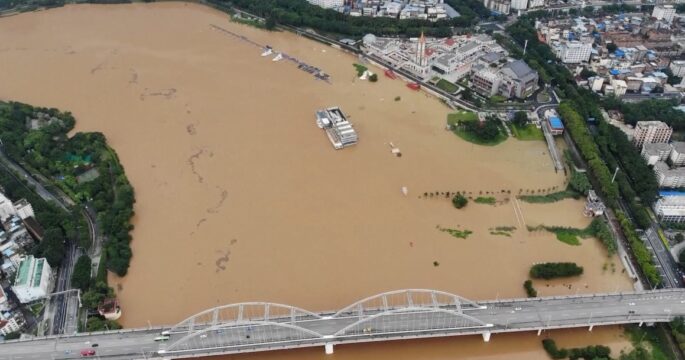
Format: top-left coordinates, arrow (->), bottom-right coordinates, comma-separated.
213,0 -> 493,37
504,16 -> 662,286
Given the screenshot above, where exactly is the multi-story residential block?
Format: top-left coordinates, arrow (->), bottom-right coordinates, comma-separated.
307,0 -> 344,9
633,121 -> 673,148
642,142 -> 672,166
511,0 -> 528,10
655,161 -> 685,188
0,315 -> 23,337
610,79 -> 628,96
0,194 -> 34,222
554,41 -> 592,63
0,287 -> 9,312
483,0 -> 510,14
652,5 -> 676,23
11,255 -> 53,304
670,60 -> 685,77
654,191 -> 685,222
528,0 -> 543,8
671,142 -> 685,166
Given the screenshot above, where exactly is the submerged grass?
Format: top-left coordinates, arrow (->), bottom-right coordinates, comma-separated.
474,196 -> 496,205
437,225 -> 473,239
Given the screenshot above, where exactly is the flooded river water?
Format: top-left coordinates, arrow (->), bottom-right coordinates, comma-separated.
0,3 -> 634,358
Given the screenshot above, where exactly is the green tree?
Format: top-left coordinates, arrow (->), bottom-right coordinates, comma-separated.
523,280 -> 537,297
82,281 -> 114,310
452,194 -> 468,209
569,171 -> 591,194
264,16 -> 276,30
368,73 -> 378,82
86,316 -> 121,332
71,255 -> 92,291
3,332 -> 21,340
676,233 -> 685,244
530,262 -> 583,279
513,111 -> 528,127
36,228 -> 65,267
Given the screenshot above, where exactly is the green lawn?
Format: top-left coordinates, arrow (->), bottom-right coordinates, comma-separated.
447,112 -> 507,146
436,79 -> 459,93
447,111 -> 478,124
511,123 -> 544,141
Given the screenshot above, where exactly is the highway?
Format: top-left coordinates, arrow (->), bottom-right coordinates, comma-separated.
1,290 -> 685,360
645,224 -> 683,289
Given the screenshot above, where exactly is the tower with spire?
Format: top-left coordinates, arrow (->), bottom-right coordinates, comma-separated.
416,31 -> 427,66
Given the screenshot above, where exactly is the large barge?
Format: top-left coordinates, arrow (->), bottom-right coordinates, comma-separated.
316,107 -> 358,149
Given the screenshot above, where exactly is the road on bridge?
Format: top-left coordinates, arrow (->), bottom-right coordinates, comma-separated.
1,290 -> 685,360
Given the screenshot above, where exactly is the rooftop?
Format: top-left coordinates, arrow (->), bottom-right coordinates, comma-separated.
501,60 -> 537,83
643,142 -> 672,153
549,116 -> 564,130
14,256 -> 35,287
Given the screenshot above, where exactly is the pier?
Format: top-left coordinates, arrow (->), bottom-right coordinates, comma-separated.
210,24 -> 331,83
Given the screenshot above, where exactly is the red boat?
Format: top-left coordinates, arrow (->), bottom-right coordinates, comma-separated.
406,82 -> 420,90
384,69 -> 397,79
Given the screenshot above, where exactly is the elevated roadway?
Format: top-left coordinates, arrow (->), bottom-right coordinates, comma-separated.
1,289 -> 685,359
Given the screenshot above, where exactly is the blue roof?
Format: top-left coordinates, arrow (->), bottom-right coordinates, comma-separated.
610,69 -> 620,75
549,116 -> 564,129
660,191 -> 685,197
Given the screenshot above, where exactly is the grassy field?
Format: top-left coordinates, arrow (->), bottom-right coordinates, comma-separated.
436,79 -> 459,93
511,123 -> 544,141
447,112 -> 508,146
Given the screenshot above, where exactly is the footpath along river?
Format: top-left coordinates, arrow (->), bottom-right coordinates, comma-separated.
0,2 -> 634,358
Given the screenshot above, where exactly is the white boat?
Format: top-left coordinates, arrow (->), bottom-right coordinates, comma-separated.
272,53 -> 283,62
261,48 -> 273,57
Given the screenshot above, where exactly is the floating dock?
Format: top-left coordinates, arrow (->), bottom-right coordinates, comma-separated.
316,107 -> 358,149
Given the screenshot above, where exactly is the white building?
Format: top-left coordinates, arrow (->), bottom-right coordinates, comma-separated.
0,194 -> 34,222
11,255 -> 53,304
670,60 -> 685,77
671,142 -> 685,166
511,0 -> 528,10
12,200 -> 33,221
653,5 -> 676,23
528,0 -> 544,8
555,41 -> 592,63
590,77 -> 605,92
610,79 -> 628,96
0,316 -> 22,337
642,142 -> 672,166
307,0 -> 344,9
655,161 -> 685,188
633,121 -> 673,148
654,191 -> 685,222
0,287 -> 9,312
483,0 -> 510,14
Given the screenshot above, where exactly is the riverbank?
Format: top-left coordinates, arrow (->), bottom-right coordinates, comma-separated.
0,2 -> 634,358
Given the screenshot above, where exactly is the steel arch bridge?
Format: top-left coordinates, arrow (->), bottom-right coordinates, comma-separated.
160,289 -> 492,357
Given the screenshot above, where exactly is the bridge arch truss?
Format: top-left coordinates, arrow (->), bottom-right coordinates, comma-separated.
332,289 -> 485,318
333,306 -> 492,337
167,302 -> 323,335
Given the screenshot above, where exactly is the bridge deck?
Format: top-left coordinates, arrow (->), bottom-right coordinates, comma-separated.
1,290 -> 684,360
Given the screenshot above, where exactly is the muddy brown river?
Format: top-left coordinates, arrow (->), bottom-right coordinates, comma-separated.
0,3 -> 634,358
